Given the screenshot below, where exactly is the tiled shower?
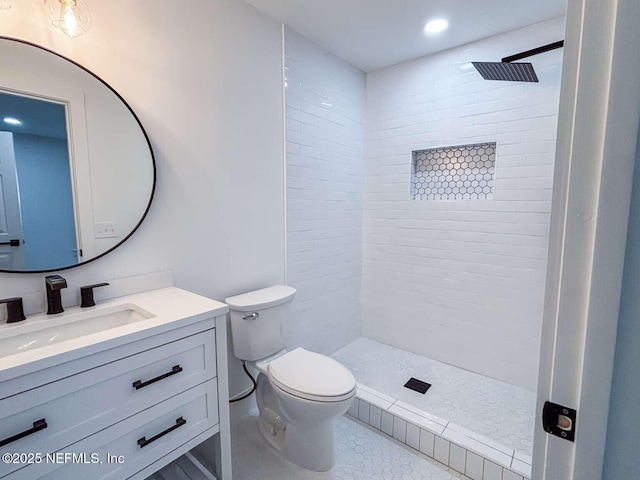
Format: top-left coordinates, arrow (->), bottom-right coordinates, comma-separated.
362,17 -> 564,392
284,13 -> 565,480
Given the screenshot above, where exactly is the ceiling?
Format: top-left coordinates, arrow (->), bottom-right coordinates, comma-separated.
246,0 -> 567,72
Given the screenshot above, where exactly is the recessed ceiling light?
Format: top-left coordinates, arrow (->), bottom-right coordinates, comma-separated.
424,18 -> 449,34
3,117 -> 22,126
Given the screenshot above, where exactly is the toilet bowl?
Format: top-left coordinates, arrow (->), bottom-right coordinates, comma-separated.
253,348 -> 356,471
225,286 -> 356,472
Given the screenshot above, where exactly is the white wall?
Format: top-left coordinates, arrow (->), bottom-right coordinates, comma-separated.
83,65 -> 155,256
285,29 -> 365,354
602,128 -> 640,479
0,0 -> 285,397
362,17 -> 565,390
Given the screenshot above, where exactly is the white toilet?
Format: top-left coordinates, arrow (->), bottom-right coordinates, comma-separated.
225,285 -> 356,472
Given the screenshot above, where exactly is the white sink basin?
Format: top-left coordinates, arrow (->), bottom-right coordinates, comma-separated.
0,304 -> 154,359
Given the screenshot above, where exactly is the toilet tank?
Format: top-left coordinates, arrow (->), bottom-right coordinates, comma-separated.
225,285 -> 296,361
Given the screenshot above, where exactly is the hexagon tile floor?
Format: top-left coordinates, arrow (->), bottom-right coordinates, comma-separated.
232,415 -> 470,480
332,338 -> 535,456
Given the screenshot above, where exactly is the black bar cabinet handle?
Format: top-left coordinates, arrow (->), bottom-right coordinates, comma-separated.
137,417 -> 186,448
0,419 -> 47,448
133,365 -> 183,390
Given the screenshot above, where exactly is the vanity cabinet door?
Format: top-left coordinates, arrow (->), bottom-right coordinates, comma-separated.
0,329 -> 216,478
7,379 -> 219,480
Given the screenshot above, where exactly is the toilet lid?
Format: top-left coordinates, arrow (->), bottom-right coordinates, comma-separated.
268,348 -> 356,402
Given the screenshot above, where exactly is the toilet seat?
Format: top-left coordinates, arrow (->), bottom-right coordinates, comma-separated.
268,348 -> 356,403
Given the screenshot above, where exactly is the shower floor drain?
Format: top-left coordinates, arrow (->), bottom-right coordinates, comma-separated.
404,377 -> 431,394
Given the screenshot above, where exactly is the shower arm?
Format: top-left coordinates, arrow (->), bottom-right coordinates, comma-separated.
502,40 -> 565,63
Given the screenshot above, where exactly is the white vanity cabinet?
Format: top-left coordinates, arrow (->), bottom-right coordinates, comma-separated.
0,287 -> 231,480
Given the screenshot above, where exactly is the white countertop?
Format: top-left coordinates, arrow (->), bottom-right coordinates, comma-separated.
0,287 -> 228,381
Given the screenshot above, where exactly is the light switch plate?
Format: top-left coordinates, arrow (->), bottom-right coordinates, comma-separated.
94,222 -> 119,239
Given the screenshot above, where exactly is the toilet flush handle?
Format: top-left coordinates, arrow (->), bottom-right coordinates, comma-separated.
242,312 -> 259,320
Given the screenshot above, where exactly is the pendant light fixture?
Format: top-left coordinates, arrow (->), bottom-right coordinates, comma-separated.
44,0 -> 92,38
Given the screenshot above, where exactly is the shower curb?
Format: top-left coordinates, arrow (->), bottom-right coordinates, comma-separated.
347,383 -> 532,480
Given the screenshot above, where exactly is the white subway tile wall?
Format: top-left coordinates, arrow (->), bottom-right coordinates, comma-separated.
285,28 -> 366,354
362,17 -> 565,389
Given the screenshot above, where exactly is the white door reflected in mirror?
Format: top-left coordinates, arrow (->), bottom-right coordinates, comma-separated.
0,131 -> 25,270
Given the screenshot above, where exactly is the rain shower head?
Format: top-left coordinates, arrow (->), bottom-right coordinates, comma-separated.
472,61 -> 538,82
472,40 -> 564,83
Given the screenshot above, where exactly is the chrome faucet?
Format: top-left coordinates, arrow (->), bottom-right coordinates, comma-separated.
45,275 -> 67,315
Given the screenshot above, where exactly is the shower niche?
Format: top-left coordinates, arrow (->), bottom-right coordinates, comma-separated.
411,142 -> 496,201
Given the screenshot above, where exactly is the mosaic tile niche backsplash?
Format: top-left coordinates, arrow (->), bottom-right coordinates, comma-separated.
411,142 -> 496,200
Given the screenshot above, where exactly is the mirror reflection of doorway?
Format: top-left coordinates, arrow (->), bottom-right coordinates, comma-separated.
0,91 -> 77,270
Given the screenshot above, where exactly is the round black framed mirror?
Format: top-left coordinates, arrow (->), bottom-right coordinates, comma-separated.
0,37 -> 155,273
